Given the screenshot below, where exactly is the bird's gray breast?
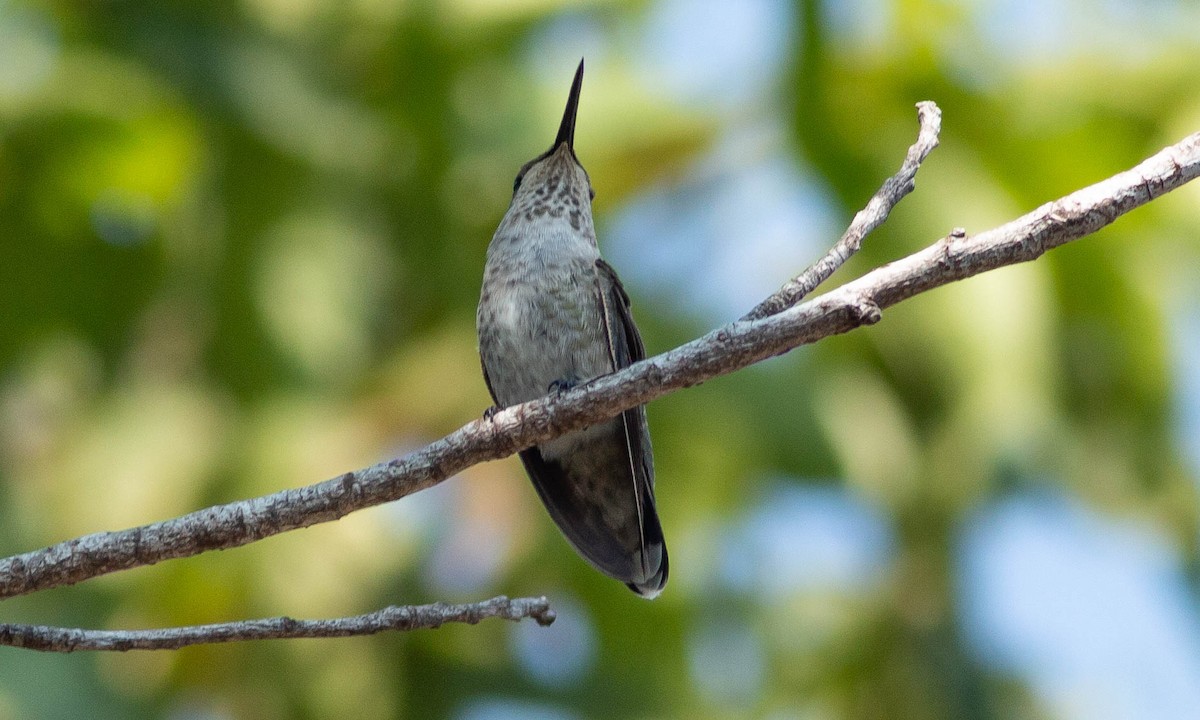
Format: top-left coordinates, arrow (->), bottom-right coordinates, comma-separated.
477,222 -> 612,410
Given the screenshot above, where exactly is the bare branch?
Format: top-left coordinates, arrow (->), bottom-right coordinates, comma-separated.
1,106 -> 1197,614
0,596 -> 555,652
742,101 -> 942,321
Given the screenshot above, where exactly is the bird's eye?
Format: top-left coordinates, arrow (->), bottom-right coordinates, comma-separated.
588,187 -> 595,200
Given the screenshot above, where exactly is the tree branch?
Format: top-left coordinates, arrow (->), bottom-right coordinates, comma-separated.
0,596 -> 555,652
742,100 -> 942,321
1,104 -> 1197,651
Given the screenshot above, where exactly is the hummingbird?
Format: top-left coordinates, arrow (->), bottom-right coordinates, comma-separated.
476,60 -> 668,598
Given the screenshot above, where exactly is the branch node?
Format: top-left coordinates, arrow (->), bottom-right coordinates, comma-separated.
852,298 -> 883,325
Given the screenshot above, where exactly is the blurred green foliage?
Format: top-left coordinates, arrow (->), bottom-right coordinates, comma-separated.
2,0 -> 1200,719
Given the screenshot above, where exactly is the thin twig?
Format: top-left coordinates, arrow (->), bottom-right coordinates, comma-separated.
0,107 -> 1197,614
0,596 -> 555,652
742,101 -> 942,321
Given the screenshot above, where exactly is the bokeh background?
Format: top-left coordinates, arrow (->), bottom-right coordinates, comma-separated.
2,0 -> 1200,718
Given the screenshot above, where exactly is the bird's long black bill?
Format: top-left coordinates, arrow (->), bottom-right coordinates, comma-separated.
554,59 -> 585,150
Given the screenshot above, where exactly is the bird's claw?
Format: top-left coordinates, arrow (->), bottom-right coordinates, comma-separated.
548,378 -> 579,396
